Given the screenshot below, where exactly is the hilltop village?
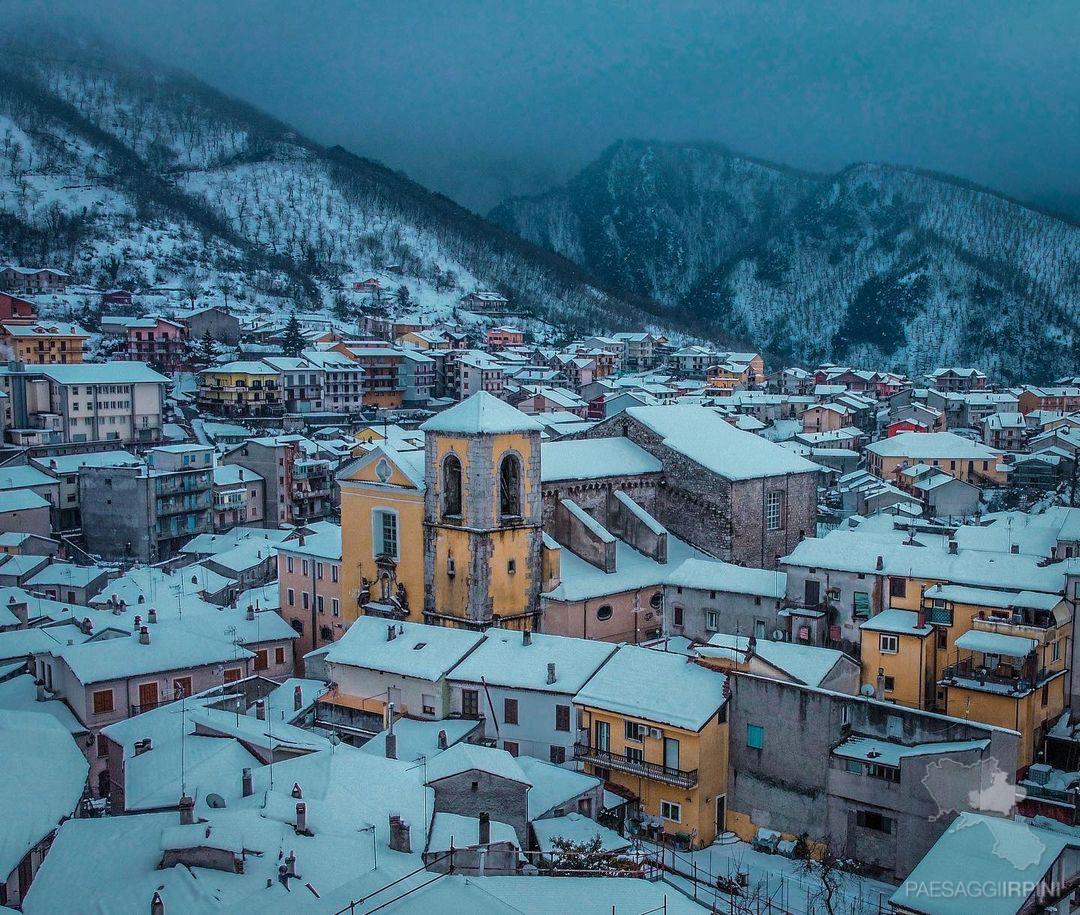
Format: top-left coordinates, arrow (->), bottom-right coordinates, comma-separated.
2,270 -> 1080,912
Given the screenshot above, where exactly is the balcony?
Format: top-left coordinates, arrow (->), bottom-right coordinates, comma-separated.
971,614 -> 1062,646
574,743 -> 698,788
941,659 -> 1050,694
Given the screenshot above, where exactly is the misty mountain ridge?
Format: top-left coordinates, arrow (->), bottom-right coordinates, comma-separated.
0,35 -> 689,342
492,140 -> 1080,381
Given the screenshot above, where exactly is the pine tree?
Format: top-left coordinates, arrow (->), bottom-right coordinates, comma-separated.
396,285 -> 410,308
197,329 -> 216,366
281,311 -> 304,357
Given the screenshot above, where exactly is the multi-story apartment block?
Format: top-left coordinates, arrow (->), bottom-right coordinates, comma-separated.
115,317 -> 187,372
277,524 -> 343,660
0,322 -> 88,365
211,464 -> 265,531
196,362 -> 282,417
222,436 -> 334,526
302,348 -> 366,413
80,445 -> 215,562
0,265 -> 69,294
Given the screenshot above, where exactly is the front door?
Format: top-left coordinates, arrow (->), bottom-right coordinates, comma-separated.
595,720 -> 610,752
715,794 -> 727,835
804,579 -> 821,606
138,681 -> 159,711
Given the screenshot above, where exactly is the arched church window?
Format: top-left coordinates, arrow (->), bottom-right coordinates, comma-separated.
443,454 -> 463,516
499,454 -> 521,518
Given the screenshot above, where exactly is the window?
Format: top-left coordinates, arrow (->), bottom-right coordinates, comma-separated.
173,676 -> 192,698
650,592 -> 662,610
331,565 -> 338,583
882,676 -> 896,692
275,647 -> 286,665
302,592 -> 310,610
550,745 -> 566,765
317,595 -> 324,614
754,620 -> 766,639
856,810 -> 894,833
626,746 -> 644,763
499,454 -> 521,518
442,454 -> 463,516
879,634 -> 899,654
746,724 -> 764,749
673,605 -> 684,626
287,588 -> 295,606
332,598 -> 340,617
705,610 -> 719,631
291,619 -> 304,635
596,604 -> 613,621
869,764 -> 900,783
302,560 -> 309,576
97,733 -> 110,758
375,510 -> 399,560
504,740 -> 519,757
320,625 -> 332,641
93,689 -> 114,715
223,667 -> 242,683
462,689 -> 480,718
422,694 -> 436,716
504,697 -> 519,725
765,491 -> 783,531
1054,639 -> 1062,662
625,721 -> 645,742
889,577 -> 907,599
555,704 -> 571,732
660,800 -> 682,823
254,649 -> 268,671
316,562 -> 324,580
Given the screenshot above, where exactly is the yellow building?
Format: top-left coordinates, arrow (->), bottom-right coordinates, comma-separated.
196,361 -> 282,416
859,609 -> 935,708
858,586 -> 1071,769
337,445 -> 426,624
865,431 -> 1006,485
574,645 -> 729,848
419,392 -> 545,631
941,626 -> 1067,768
0,322 -> 88,364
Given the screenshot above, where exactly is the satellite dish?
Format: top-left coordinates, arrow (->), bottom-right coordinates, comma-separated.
860,684 -> 877,698
770,628 -> 786,642
206,793 -> 227,809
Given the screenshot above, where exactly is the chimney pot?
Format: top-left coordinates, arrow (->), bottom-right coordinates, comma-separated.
242,767 -> 253,797
546,662 -> 556,684
133,614 -> 142,631
522,629 -> 531,646
387,624 -> 396,641
478,811 -> 491,846
437,729 -> 448,750
151,890 -> 165,915
179,794 -> 195,825
875,555 -> 883,571
388,815 -> 411,853
284,850 -> 297,878
291,782 -> 303,799
948,539 -> 958,554
139,626 -> 150,645
295,802 -> 311,836
148,608 -> 157,624
246,604 -> 255,621
256,700 -> 266,720
294,684 -> 303,711
35,678 -> 46,701
385,733 -> 397,759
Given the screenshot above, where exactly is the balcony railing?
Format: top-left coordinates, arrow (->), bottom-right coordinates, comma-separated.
574,743 -> 698,788
942,661 -> 1049,692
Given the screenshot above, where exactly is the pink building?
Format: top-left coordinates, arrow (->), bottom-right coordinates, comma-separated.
123,317 -> 187,372
276,524 -> 343,666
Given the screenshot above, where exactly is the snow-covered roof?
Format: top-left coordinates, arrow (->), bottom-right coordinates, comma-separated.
624,405 -> 819,480
532,813 -> 631,856
421,391 -> 544,435
517,755 -> 602,819
358,717 -> 479,763
540,438 -> 661,482
0,489 -> 50,512
0,673 -> 84,733
33,450 -> 141,475
866,431 -> 1000,459
0,465 -> 56,491
449,629 -> 617,693
212,464 -> 263,486
859,609 -> 933,636
424,742 -> 531,786
954,629 -> 1037,658
890,813 -> 1077,915
666,558 -> 786,599
923,584 -> 1062,611
0,710 -> 88,880
699,634 -> 850,688
1,321 -> 87,337
427,812 -> 520,852
833,735 -> 990,767
324,617 -> 484,681
35,362 -> 170,385
25,562 -> 106,588
574,644 -> 726,731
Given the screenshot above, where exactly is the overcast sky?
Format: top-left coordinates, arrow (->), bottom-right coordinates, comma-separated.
19,0 -> 1080,215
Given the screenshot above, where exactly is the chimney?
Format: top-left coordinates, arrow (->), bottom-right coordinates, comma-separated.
81,617 -> 93,635
385,732 -> 397,759
916,605 -> 927,629
388,815 -> 411,853
1011,543 -> 1020,554
294,684 -> 303,711
522,629 -> 531,646
133,614 -> 142,631
179,795 -> 195,825
151,891 -> 165,915
387,624 -> 397,641
546,662 -> 556,685
875,555 -> 883,571
291,782 -> 303,799
35,678 -> 46,701
478,812 -> 491,846
948,539 -> 958,554
134,738 -> 153,756
148,608 -> 157,624
437,729 -> 448,750
284,850 -> 297,878
295,802 -> 312,836
246,604 -> 255,621
875,669 -> 886,701
242,767 -> 253,797
139,626 -> 150,645
256,700 -> 266,720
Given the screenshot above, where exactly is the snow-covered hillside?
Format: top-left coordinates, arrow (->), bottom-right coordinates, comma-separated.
493,141 -> 1080,381
0,36 -> 673,338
